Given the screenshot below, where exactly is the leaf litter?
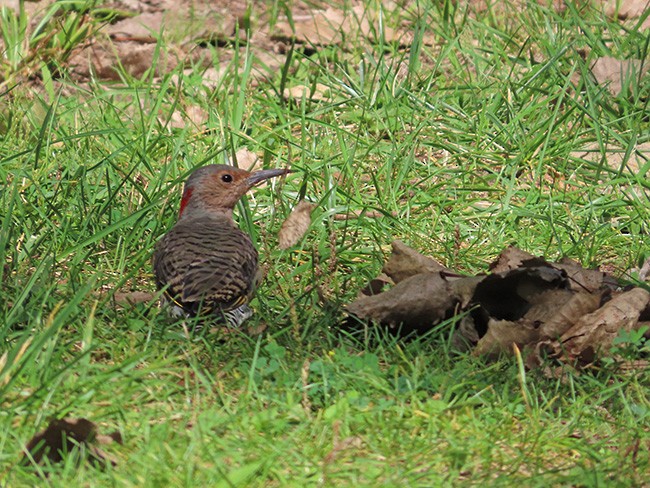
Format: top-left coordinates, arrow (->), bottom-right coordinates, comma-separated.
22,417 -> 122,469
278,200 -> 316,250
347,241 -> 650,369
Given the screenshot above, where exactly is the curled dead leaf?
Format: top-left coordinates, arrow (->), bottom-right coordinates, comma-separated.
278,200 -> 316,249
283,83 -> 332,101
114,291 -> 155,305
347,273 -> 460,334
233,148 -> 260,172
358,272 -> 394,298
23,417 -> 122,468
557,287 -> 650,364
474,318 -> 540,359
556,258 -> 618,293
489,246 -> 536,273
348,241 -> 647,367
471,266 -> 568,321
383,240 -> 456,283
333,209 -> 397,220
538,291 -> 603,339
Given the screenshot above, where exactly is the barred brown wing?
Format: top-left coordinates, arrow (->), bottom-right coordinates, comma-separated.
153,215 -> 258,316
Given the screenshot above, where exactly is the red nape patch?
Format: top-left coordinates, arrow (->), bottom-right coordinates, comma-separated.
179,187 -> 194,217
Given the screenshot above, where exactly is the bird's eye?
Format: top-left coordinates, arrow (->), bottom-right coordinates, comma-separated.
221,174 -> 233,183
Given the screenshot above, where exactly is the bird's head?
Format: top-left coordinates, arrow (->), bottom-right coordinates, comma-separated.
178,164 -> 290,219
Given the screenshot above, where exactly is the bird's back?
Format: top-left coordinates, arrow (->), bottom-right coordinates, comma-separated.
153,215 -> 258,317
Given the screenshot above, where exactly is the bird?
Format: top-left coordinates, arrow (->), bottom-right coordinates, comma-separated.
153,164 -> 290,326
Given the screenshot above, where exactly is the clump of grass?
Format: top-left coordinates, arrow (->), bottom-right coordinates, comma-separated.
0,0 -> 104,91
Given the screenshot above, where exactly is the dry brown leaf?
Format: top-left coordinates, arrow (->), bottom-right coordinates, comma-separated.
114,291 -> 155,305
474,318 -> 540,359
347,272 -> 457,333
556,258 -> 619,293
165,104 -> 208,129
383,240 -> 455,283
590,56 -> 649,97
558,287 -> 650,364
23,418 -> 122,468
278,200 -> 316,250
451,315 -> 482,352
347,241 -> 649,366
358,272 -> 394,297
283,83 -> 332,101
233,148 -> 260,172
490,248 -> 618,293
489,246 -> 537,273
472,266 -> 568,321
537,291 -> 604,339
466,290 -> 602,359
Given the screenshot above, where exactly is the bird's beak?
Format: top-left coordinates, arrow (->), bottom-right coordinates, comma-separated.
246,168 -> 292,186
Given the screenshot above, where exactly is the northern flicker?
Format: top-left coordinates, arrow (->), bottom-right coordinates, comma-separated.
153,164 -> 290,326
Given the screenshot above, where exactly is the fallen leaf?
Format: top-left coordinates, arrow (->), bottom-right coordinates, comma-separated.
556,258 -> 619,293
522,288 -> 576,324
233,148 -> 260,172
383,240 -> 456,283
489,246 -> 537,273
23,418 -> 122,468
474,318 -> 540,359
114,291 -> 155,305
590,56 -> 649,97
283,83 -> 332,101
347,241 -> 648,367
471,266 -> 568,322
165,104 -> 208,130
557,287 -> 650,364
347,272 -> 460,334
537,291 -> 604,339
358,272 -> 394,297
278,200 -> 316,249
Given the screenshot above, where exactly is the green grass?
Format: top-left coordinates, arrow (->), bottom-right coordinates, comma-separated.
1,0 -> 649,485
